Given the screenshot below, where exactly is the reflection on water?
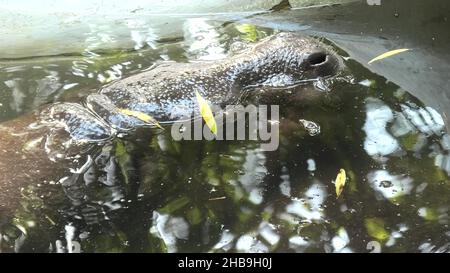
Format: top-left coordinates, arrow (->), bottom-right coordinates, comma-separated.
363,98 -> 399,158
0,15 -> 449,253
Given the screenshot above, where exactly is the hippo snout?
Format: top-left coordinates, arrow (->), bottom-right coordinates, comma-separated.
306,49 -> 342,78
307,51 -> 328,66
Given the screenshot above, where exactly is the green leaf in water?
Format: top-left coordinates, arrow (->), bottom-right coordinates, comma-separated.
114,140 -> 134,186
399,132 -> 419,151
186,207 -> 203,225
365,218 -> 390,241
159,196 -> 190,214
235,24 -> 259,42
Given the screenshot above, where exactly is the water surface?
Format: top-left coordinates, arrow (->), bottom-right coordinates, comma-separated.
0,7 -> 449,253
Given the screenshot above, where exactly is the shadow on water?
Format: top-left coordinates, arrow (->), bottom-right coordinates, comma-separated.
0,1 -> 449,253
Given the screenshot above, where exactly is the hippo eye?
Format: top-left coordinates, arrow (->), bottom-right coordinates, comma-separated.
307,52 -> 328,66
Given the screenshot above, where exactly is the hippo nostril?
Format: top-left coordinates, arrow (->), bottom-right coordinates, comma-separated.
307,52 -> 328,66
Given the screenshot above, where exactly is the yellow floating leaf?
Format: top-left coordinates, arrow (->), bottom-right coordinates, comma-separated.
368,48 -> 410,64
195,90 -> 217,135
118,108 -> 163,129
335,168 -> 347,198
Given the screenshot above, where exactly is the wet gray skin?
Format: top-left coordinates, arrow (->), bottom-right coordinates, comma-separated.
44,32 -> 341,139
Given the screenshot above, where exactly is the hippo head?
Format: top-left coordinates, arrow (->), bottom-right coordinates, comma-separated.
243,32 -> 343,86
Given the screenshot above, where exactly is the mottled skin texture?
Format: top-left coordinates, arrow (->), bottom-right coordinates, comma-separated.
83,32 -> 341,134
0,32 -> 341,220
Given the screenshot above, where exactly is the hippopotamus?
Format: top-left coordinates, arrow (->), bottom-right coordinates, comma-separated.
0,32 -> 342,220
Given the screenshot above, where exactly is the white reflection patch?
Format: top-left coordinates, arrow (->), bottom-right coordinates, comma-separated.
152,212 -> 189,253
258,221 -> 280,246
289,236 -> 309,252
284,181 -> 326,222
279,166 -> 291,197
237,148 -> 267,204
363,98 -> 399,157
212,229 -> 234,251
331,227 -> 351,253
367,170 -> 413,199
236,234 -> 268,253
183,18 -> 226,60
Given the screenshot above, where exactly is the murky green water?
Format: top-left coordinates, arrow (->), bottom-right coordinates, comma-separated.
1,13 -> 449,253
